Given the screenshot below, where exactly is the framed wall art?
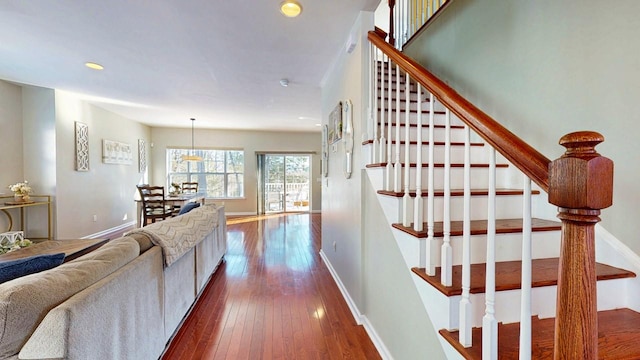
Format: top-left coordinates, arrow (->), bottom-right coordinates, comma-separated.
102,139 -> 132,165
328,101 -> 342,144
138,139 -> 146,173
74,121 -> 90,171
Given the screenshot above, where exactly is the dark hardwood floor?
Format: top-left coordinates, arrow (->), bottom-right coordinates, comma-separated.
162,213 -> 381,360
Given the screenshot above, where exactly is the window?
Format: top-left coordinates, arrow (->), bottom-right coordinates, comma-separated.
166,148 -> 244,198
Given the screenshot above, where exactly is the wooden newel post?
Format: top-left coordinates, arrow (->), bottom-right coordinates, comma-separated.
388,0 -> 395,47
548,131 -> 613,360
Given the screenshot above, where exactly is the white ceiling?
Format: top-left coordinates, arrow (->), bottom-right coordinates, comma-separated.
0,0 -> 379,132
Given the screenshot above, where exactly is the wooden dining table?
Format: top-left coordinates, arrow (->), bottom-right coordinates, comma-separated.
135,193 -> 205,228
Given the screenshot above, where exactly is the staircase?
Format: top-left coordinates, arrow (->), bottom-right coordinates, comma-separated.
364,29 -> 640,359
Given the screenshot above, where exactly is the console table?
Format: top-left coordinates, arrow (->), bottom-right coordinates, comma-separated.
0,195 -> 52,240
0,238 -> 108,263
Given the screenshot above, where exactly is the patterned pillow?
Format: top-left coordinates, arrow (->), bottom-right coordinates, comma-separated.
178,202 -> 200,215
0,253 -> 65,284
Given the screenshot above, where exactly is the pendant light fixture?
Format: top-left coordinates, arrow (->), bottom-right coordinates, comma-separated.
181,118 -> 203,161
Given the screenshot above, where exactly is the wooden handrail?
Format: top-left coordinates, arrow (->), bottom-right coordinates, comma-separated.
368,30 -> 551,191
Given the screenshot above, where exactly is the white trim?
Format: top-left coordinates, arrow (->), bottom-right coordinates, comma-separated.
361,315 -> 394,360
319,249 -> 363,323
596,225 -> 640,272
81,221 -> 136,239
319,250 -> 393,360
225,211 -> 257,216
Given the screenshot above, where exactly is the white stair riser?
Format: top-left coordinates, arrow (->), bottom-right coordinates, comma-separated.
381,193 -> 540,223
376,111 -> 465,127
420,277 -> 632,332
422,232 -> 561,270
381,143 -> 489,164
390,219 -> 560,268
376,91 -> 421,103
376,99 -> 448,112
448,231 -> 560,265
378,126 -> 470,143
385,167 -> 512,189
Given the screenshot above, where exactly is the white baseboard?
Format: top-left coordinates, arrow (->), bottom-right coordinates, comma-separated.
597,225 -> 640,271
225,211 -> 257,216
82,221 -> 136,240
360,315 -> 394,360
319,249 -> 363,323
319,250 -> 392,360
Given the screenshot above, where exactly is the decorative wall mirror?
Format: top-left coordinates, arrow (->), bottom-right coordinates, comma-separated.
343,100 -> 354,179
322,125 -> 329,177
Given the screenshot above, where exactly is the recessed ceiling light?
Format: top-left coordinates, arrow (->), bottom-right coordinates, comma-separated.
280,0 -> 302,17
315,123 -> 321,127
85,62 -> 104,70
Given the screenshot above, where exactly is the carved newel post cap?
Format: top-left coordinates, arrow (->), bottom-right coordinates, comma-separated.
549,131 -> 613,209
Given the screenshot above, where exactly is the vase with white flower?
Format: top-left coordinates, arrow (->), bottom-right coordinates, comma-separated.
8,180 -> 33,202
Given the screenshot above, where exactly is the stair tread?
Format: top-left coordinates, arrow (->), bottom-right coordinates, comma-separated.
411,257 -> 634,296
377,107 -> 443,114
362,139 -> 484,146
392,218 -> 560,238
439,308 -> 640,359
367,162 -> 509,168
378,188 -> 541,197
376,121 -> 465,129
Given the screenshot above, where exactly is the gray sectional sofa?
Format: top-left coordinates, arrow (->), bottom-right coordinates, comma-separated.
0,204 -> 226,360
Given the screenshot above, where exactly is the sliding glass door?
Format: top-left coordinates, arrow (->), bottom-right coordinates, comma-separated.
258,154 -> 310,214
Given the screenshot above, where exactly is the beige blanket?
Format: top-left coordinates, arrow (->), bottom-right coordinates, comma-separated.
126,204 -> 219,266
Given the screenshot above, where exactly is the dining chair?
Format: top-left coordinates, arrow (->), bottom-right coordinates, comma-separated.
181,182 -> 199,194
136,185 -> 174,225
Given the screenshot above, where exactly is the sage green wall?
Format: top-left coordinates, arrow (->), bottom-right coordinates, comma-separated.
404,0 -> 640,253
321,11 -> 446,359
150,127 -> 321,215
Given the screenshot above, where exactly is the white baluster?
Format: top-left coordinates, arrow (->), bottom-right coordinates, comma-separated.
519,176 -> 532,360
482,147 -> 498,360
459,124 -> 472,347
402,73 -> 411,227
399,0 -> 406,48
413,84 -> 423,232
372,48 -> 379,164
441,107 -> 452,286
379,54 -> 386,166
367,43 -> 373,162
426,92 -> 436,276
393,64 -> 402,193
385,59 -> 394,191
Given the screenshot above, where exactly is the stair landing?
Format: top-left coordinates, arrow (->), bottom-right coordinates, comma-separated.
439,308 -> 640,359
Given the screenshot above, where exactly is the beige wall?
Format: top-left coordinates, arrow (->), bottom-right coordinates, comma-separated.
0,81 -> 24,233
150,127 -> 321,214
0,81 -> 24,192
1,78 -> 320,236
22,86 -> 56,238
54,91 -> 151,238
404,0 -> 640,254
